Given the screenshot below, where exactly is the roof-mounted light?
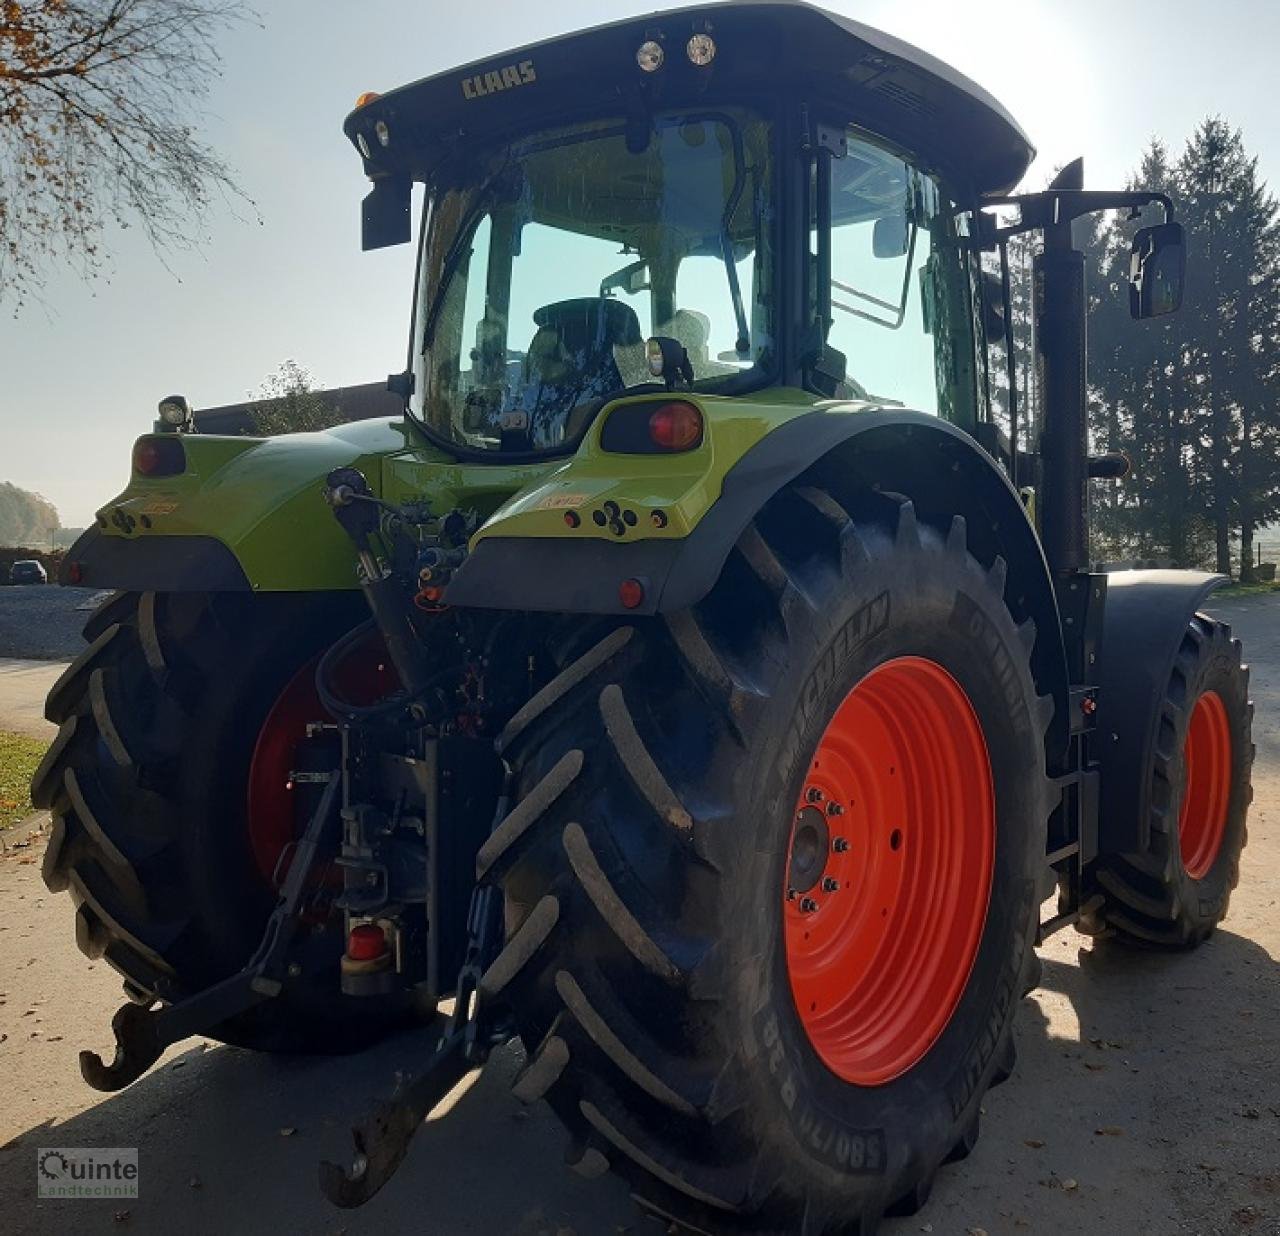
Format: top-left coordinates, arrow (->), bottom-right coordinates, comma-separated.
354,91 -> 381,109
636,39 -> 664,72
157,394 -> 191,429
686,33 -> 716,66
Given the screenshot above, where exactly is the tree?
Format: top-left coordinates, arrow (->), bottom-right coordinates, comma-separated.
1083,123 -> 1280,576
248,359 -> 346,435
0,0 -> 251,308
0,479 -> 59,546
1175,119 -> 1280,576
1083,141 -> 1206,566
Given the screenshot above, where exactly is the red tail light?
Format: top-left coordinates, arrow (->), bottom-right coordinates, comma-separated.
132,436 -> 186,477
648,401 -> 703,450
347,923 -> 387,961
618,577 -> 646,609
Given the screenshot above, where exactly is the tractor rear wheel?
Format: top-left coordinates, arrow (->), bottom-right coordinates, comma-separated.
481,484 -> 1055,1234
1081,613 -> 1252,947
32,589 -> 409,1052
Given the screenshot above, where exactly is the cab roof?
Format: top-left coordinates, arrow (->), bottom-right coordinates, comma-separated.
345,1 -> 1035,198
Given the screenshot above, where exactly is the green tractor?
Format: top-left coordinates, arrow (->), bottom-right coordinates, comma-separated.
37,3 -> 1252,1231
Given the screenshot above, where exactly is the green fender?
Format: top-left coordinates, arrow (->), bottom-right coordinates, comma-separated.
62,396 -> 1067,760
447,408 -> 1070,763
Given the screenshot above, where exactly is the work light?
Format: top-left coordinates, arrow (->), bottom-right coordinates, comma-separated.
157,394 -> 191,429
686,33 -> 716,66
636,40 -> 664,72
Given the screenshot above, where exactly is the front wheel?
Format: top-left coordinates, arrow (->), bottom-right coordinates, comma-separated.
480,485 -> 1056,1234
1082,613 -> 1253,947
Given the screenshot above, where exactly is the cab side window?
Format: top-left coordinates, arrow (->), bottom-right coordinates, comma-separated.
819,130 -> 976,424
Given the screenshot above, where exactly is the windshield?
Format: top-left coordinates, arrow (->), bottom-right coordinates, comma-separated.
410,109 -> 774,453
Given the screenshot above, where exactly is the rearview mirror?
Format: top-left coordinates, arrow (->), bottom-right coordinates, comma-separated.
361,175 -> 412,251
601,260 -> 649,298
1129,221 -> 1185,319
873,212 -> 909,259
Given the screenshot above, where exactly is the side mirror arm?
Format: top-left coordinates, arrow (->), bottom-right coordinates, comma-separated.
974,189 -> 1176,248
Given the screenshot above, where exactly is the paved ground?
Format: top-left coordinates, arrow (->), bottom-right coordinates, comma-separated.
0,585 -> 99,662
0,661 -> 65,739
0,592 -> 1276,1235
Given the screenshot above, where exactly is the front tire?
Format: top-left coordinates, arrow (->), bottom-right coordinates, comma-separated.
1081,613 -> 1252,947
480,485 -> 1055,1234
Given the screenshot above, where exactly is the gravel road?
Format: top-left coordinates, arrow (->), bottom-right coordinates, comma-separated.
0,594 -> 1276,1235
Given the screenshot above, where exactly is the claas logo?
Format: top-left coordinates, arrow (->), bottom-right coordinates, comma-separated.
461,60 -> 537,100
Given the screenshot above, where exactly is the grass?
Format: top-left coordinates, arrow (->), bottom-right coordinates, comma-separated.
0,731 -> 48,829
1216,579 -> 1280,598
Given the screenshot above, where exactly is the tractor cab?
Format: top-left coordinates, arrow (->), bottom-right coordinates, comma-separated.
345,2 -> 1038,457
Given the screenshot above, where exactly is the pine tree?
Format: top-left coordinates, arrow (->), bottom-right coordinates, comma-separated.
1084,122 -> 1280,577
1177,119 -> 1260,574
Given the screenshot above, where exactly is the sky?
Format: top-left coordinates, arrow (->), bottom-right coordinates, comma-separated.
3,0 -> 1280,528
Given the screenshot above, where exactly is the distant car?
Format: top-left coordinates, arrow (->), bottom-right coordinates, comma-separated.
8,559 -> 48,585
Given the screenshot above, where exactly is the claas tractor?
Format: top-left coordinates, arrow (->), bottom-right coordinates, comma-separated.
36,4 -> 1252,1231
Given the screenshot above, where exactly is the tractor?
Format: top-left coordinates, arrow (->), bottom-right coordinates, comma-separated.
36,4 -> 1252,1232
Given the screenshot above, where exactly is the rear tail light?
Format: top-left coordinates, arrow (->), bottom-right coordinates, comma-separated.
600,400 -> 704,453
346,923 -> 387,961
132,435 -> 186,477
618,578 -> 646,609
648,401 -> 703,450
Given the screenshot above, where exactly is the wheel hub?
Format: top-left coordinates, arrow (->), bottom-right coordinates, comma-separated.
782,656 -> 995,1086
787,805 -> 830,895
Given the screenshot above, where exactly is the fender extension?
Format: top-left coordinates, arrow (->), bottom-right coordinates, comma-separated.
59,527 -> 251,591
1093,568 -> 1227,855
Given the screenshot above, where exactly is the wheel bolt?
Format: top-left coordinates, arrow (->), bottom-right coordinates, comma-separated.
832,837 -> 850,853
822,877 -> 840,893
806,787 -> 824,804
799,897 -> 819,914
826,802 -> 844,817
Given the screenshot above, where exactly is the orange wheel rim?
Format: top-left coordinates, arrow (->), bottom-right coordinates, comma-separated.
783,657 -> 995,1086
1178,690 -> 1232,880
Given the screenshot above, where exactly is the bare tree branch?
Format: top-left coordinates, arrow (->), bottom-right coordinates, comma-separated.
0,0 -> 255,309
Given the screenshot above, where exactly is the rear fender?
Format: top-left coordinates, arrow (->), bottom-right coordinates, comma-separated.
448,409 -> 1071,766
1093,570 -> 1227,854
63,420 -> 426,593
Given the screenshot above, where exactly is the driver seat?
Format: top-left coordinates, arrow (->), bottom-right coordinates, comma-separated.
522,298 -> 642,442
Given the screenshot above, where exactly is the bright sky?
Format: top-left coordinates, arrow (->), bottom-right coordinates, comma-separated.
3,0 -> 1278,527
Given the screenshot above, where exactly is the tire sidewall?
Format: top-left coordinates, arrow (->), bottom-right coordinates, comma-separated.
726,529 -> 1048,1200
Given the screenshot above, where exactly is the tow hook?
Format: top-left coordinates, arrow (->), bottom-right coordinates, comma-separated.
78,774 -> 342,1092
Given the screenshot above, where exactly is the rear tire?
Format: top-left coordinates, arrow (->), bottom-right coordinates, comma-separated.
482,485 -> 1055,1234
33,589 -> 409,1052
1081,613 -> 1252,947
